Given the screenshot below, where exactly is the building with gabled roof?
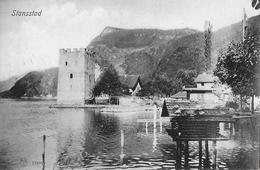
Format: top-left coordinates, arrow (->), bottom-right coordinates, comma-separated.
183,73 -> 216,97
183,73 -> 232,107
195,73 -> 215,83
171,91 -> 187,100
119,75 -> 142,95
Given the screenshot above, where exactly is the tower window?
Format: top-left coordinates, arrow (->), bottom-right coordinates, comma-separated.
70,73 -> 73,79
201,82 -> 204,86
244,26 -> 248,31
65,61 -> 68,66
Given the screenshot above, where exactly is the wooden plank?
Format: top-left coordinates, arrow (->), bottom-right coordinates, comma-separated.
233,115 -> 253,119
180,124 -> 219,127
180,122 -> 219,125
170,137 -> 229,141
136,118 -> 170,123
171,118 -> 235,122
182,122 -> 221,124
180,133 -> 218,135
179,127 -> 219,130
170,114 -> 235,122
180,135 -> 218,138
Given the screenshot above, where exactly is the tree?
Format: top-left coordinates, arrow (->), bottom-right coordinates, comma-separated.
214,27 -> 260,113
137,74 -> 177,97
176,69 -> 197,88
137,70 -> 197,97
152,75 -> 176,96
137,75 -> 175,97
204,21 -> 213,70
252,0 -> 260,10
93,65 -> 123,97
161,100 -> 169,117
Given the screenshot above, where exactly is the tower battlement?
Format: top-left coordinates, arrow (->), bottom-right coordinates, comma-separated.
59,48 -> 96,56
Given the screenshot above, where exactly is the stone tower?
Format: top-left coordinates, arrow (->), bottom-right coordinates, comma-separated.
57,48 -> 95,105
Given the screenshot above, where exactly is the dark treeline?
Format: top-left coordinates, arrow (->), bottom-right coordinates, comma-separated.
137,69 -> 197,97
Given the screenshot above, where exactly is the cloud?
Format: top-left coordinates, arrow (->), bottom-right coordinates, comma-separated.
0,1 -> 109,80
0,0 -> 258,80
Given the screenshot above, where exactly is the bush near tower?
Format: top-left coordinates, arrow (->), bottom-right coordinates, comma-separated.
93,65 -> 125,97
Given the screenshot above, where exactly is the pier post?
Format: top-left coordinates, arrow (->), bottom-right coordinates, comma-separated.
179,141 -> 183,169
199,140 -> 202,169
153,106 -> 157,129
250,117 -> 254,146
160,117 -> 162,133
42,135 -> 46,170
229,123 -> 233,138
232,122 -> 235,136
176,140 -> 182,169
145,122 -> 148,134
241,125 -> 243,144
212,140 -> 217,170
184,140 -> 189,169
121,130 -> 124,148
176,141 -> 179,169
120,130 -> 125,163
205,140 -> 210,168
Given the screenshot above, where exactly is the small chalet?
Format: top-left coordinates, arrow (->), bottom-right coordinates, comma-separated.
183,73 -> 219,104
119,75 -> 142,95
183,73 -> 232,107
183,73 -> 215,98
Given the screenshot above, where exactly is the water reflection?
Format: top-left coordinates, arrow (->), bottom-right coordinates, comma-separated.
0,100 -> 258,169
0,147 -> 12,170
57,109 -> 122,168
0,100 -> 58,170
56,108 -> 175,169
120,130 -> 125,163
56,108 -> 259,169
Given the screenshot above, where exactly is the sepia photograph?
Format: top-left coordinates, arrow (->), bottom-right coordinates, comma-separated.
0,0 -> 259,169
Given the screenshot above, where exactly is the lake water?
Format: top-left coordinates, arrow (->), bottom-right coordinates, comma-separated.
0,99 -> 258,170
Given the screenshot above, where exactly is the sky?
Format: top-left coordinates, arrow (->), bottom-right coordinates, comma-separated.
0,0 -> 259,81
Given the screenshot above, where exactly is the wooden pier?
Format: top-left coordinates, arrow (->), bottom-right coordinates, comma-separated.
166,114 -> 235,169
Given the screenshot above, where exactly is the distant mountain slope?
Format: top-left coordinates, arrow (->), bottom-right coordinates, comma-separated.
88,27 -> 200,82
91,26 -> 198,49
0,68 -> 58,98
211,14 -> 260,67
1,15 -> 259,98
155,32 -> 206,78
0,74 -> 25,93
89,15 -> 260,80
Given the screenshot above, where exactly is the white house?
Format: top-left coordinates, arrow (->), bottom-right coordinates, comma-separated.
183,73 -> 232,107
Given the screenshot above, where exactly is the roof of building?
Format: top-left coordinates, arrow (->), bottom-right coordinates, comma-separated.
119,75 -> 142,90
195,73 -> 215,83
183,87 -> 213,92
171,91 -> 187,99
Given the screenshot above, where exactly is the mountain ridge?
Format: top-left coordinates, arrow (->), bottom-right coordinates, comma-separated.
1,14 -> 259,98
88,27 -> 201,82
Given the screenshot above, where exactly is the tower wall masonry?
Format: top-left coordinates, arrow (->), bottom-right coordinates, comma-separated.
57,48 -> 95,105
